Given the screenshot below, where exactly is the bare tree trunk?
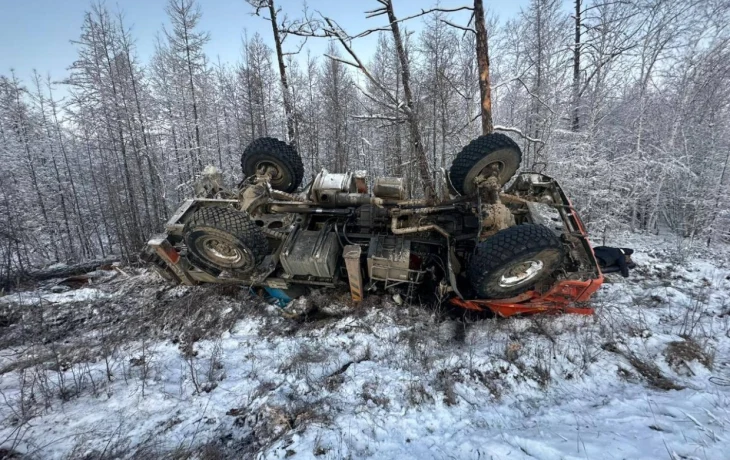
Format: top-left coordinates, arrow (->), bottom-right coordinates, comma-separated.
394,53 -> 403,177
266,0 -> 296,146
183,24 -> 203,172
33,74 -> 75,260
707,148 -> 730,246
82,126 -> 110,257
47,83 -> 92,257
11,76 -> 57,261
474,0 -> 493,135
571,0 -> 581,132
382,0 -> 436,200
117,14 -> 165,226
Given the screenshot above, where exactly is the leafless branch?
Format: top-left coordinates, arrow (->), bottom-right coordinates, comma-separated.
352,114 -> 404,123
494,77 -> 556,115
322,17 -> 403,111
494,125 -> 545,145
449,112 -> 482,137
353,5 -> 474,38
440,19 -> 475,34
353,82 -> 401,112
324,53 -> 358,68
440,72 -> 469,101
366,5 -> 473,22
350,27 -> 392,39
281,36 -> 309,55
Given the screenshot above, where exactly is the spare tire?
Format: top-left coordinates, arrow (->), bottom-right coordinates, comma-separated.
241,137 -> 304,193
184,207 -> 268,276
468,224 -> 564,299
449,133 -> 522,195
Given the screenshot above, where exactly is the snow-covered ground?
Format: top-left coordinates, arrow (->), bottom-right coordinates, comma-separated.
0,234 -> 729,459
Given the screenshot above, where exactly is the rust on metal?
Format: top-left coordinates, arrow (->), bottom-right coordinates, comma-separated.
148,236 -> 197,286
476,175 -> 514,240
343,245 -> 364,301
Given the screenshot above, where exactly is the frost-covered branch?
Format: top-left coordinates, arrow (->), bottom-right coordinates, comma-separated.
493,126 -> 545,145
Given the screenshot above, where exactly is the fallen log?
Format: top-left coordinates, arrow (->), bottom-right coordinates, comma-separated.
1,258 -> 120,289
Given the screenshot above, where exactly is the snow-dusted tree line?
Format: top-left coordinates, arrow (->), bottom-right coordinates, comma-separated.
1,0 -> 729,279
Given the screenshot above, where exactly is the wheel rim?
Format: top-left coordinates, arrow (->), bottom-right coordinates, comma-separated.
255,160 -> 286,187
499,260 -> 544,287
196,235 -> 251,268
462,148 -> 519,194
478,160 -> 505,177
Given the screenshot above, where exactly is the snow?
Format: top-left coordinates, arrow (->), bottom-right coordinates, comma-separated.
0,287 -> 111,306
0,234 -> 729,458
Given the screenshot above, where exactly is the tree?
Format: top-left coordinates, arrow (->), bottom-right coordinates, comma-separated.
3,0 -> 730,279
474,0 -> 493,134
247,0 -> 298,146
320,43 -> 357,172
163,0 -> 210,174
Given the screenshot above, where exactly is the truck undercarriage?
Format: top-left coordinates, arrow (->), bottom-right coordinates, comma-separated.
146,134 -> 604,316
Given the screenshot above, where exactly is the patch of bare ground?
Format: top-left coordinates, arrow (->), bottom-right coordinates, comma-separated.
0,275 -> 262,374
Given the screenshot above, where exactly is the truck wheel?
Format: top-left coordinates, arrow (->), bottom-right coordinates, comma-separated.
184,207 -> 268,276
241,137 -> 304,193
449,133 -> 522,195
468,224 -> 564,299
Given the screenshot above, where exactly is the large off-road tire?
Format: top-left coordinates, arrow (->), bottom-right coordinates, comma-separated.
241,137 -> 304,193
468,224 -> 564,299
449,133 -> 522,195
184,207 -> 268,276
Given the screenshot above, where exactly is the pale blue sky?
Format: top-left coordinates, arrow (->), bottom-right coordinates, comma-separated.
0,0 -> 529,85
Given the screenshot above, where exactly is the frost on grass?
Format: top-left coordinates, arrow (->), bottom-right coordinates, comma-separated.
0,235 -> 729,459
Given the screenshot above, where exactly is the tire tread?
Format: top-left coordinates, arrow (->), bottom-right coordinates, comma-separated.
241,137 -> 304,192
449,133 -> 522,195
468,224 -> 563,298
184,207 -> 268,271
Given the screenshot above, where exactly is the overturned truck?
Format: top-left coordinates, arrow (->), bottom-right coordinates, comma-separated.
145,134 -> 605,316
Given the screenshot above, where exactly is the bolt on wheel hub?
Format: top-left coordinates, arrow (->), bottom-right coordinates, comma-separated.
499,260 -> 544,287
199,236 -> 245,266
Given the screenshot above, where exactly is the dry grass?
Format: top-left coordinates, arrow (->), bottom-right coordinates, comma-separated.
602,342 -> 684,391
664,339 -> 714,374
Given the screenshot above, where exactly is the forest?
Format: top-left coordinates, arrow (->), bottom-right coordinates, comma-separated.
1,0 -> 729,281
